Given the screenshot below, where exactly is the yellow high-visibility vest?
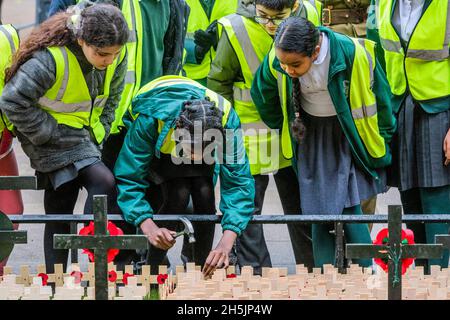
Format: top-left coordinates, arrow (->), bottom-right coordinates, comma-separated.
0,24 -> 19,133
38,46 -> 121,145
378,0 -> 449,102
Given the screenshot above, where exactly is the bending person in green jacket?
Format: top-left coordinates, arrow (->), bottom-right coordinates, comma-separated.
251,17 -> 396,267
115,75 -> 255,276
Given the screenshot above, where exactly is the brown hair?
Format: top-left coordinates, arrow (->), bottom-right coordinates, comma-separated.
5,3 -> 128,83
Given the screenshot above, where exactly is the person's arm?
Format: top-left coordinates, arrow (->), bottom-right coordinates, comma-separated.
114,115 -> 176,250
251,53 -> 284,130
207,31 -> 241,103
48,0 -> 76,17
0,50 -> 59,146
203,108 -> 255,276
99,51 -> 127,142
372,57 -> 396,144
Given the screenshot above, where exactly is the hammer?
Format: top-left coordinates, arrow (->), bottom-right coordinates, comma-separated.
174,217 -> 196,244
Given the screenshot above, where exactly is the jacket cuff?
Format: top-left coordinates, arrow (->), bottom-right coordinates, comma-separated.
133,213 -> 154,228
221,224 -> 242,236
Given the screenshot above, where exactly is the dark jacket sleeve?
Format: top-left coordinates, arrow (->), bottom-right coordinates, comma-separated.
251,54 -> 284,130
0,50 -> 59,146
207,31 -> 241,104
163,0 -> 190,75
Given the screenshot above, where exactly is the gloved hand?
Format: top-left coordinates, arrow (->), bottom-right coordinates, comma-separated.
193,20 -> 218,62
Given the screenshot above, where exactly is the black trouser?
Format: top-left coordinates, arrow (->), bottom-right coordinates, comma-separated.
236,167 -> 314,274
43,162 -> 119,273
145,176 -> 216,273
100,130 -> 143,269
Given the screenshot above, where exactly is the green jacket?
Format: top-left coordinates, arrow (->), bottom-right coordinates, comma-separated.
251,27 -> 396,180
114,83 -> 255,235
366,0 -> 449,114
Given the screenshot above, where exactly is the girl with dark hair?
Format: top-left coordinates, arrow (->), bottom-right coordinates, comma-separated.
115,75 -> 255,277
251,17 -> 396,267
0,2 -> 129,273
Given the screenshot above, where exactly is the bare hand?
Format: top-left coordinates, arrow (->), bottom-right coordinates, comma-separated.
140,219 -> 176,250
444,129 -> 450,166
202,245 -> 230,278
202,230 -> 237,277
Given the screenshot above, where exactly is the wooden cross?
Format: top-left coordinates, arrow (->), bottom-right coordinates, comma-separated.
0,211 -> 27,261
435,234 -> 450,251
0,176 -> 34,261
53,195 -> 148,300
346,205 -> 444,300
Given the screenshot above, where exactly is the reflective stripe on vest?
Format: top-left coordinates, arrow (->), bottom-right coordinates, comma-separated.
183,0 -> 238,80
378,0 -> 450,101
109,0 -> 143,134
0,24 -> 20,132
350,38 -> 386,158
38,46 -> 118,144
300,0 -> 322,26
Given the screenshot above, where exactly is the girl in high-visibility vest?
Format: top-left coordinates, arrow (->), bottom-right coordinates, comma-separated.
0,3 -> 128,273
368,0 -> 450,272
252,17 -> 396,267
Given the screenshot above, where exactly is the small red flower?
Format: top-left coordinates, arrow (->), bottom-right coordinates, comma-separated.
374,228 -> 415,275
123,273 -> 134,285
79,221 -> 124,263
108,270 -> 117,282
70,271 -> 83,284
37,273 -> 49,286
157,274 -> 168,284
226,273 -> 237,279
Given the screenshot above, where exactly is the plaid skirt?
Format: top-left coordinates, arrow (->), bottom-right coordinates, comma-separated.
387,94 -> 450,191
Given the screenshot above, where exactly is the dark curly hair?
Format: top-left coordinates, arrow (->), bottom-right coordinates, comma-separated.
176,97 -> 224,134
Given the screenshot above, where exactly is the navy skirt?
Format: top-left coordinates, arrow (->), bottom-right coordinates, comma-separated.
296,113 -> 387,215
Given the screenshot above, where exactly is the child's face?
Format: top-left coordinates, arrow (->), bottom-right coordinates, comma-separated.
276,46 -> 320,78
255,2 -> 298,36
78,39 -> 123,70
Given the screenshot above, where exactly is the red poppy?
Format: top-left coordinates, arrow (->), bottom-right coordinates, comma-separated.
373,228 -> 415,275
123,273 -> 134,285
37,273 -> 49,286
108,270 -> 117,282
157,274 -> 168,285
70,271 -> 83,284
79,221 -> 124,263
226,273 -> 237,279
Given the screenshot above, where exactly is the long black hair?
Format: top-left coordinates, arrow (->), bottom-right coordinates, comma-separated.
274,17 -> 320,144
